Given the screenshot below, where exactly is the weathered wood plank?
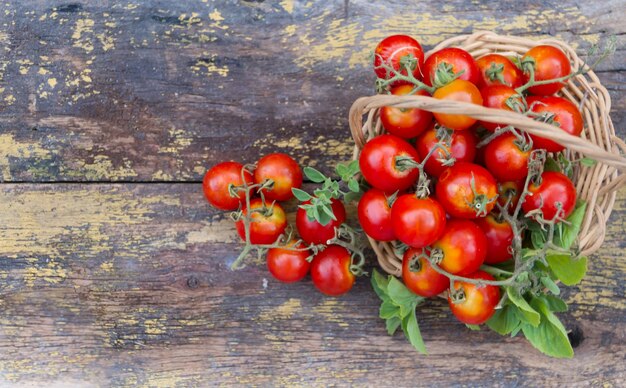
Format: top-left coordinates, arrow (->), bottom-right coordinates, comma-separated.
0,183 -> 624,385
0,0 -> 624,181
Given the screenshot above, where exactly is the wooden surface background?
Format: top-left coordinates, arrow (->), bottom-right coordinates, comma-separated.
0,0 -> 624,386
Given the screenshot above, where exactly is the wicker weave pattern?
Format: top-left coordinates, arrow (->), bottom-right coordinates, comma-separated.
349,31 -> 626,276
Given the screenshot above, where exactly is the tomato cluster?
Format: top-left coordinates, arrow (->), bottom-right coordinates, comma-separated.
203,153 -> 359,297
369,34 -> 581,325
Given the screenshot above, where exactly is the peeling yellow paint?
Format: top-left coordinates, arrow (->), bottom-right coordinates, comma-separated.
4,94 -> 15,105
38,67 -> 49,75
71,155 -> 138,181
191,55 -> 229,77
23,261 -> 67,286
99,261 -> 114,272
313,299 -> 349,327
284,24 -> 296,35
280,0 -> 294,14
47,77 -> 57,88
144,318 -> 167,335
258,298 -> 301,321
71,18 -> 95,53
0,134 -> 50,180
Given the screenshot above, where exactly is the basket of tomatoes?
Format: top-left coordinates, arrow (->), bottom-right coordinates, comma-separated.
350,31 -> 626,357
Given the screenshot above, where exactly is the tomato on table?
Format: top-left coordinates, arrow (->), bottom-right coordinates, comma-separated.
415,125 -> 477,178
476,54 -> 524,88
483,133 -> 530,182
526,96 -> 583,153
374,35 -> 425,85
310,245 -> 355,297
236,198 -> 287,244
254,153 -> 303,201
359,134 -> 420,193
296,198 -> 346,245
436,162 -> 498,218
433,219 -> 487,276
267,241 -> 311,283
522,45 -> 571,95
448,270 -> 501,325
423,47 -> 482,87
203,161 -> 253,210
402,247 -> 449,298
479,84 -> 524,132
522,171 -> 577,221
391,194 -> 446,248
432,79 -> 483,131
357,188 -> 395,242
476,214 -> 514,264
380,85 -> 433,139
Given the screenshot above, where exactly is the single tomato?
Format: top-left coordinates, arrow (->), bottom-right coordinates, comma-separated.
415,125 -> 477,177
267,240 -> 311,283
296,198 -> 346,245
359,134 -> 420,193
433,219 -> 487,276
479,84 -> 525,132
391,195 -> 447,248
380,85 -> 433,139
402,247 -> 449,298
522,45 -> 571,95
436,162 -> 498,218
432,79 -> 483,131
203,161 -> 253,210
357,188 -> 395,241
311,245 -> 355,296
423,47 -> 482,87
476,54 -> 524,88
236,198 -> 287,244
448,270 -> 500,325
374,35 -> 425,85
254,153 -> 303,201
483,133 -> 531,182
522,171 -> 576,221
526,96 -> 583,153
475,214 -> 514,264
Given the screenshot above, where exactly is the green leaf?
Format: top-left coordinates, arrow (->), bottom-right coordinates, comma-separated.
386,316 -> 402,335
540,276 -> 561,295
348,178 -> 360,193
507,287 -> 540,327
371,269 -> 390,299
388,277 -> 421,317
530,228 -> 546,249
522,298 -> 573,358
466,324 -> 481,331
544,157 -> 561,172
344,190 -> 363,203
320,204 -> 338,222
402,310 -> 427,354
554,201 -> 587,249
487,305 -> 522,335
580,157 -> 597,167
546,252 -> 587,286
380,300 -> 400,319
291,188 -> 312,202
304,167 -> 326,183
335,163 -> 347,177
540,294 -> 568,313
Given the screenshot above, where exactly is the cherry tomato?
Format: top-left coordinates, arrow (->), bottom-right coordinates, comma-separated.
359,134 -> 420,193
391,194 -> 446,248
374,35 -> 425,85
522,45 -> 571,95
448,270 -> 500,325
476,54 -> 524,88
311,245 -> 355,296
254,153 -> 302,201
203,161 -> 253,210
357,189 -> 395,241
267,240 -> 311,283
479,84 -> 524,132
402,247 -> 449,298
423,47 -> 482,87
432,79 -> 483,131
380,85 -> 433,139
483,133 -> 530,182
436,162 -> 498,219
526,96 -> 583,153
433,219 -> 487,276
522,171 -> 576,221
497,180 -> 523,212
475,214 -> 514,264
415,125 -> 477,177
236,198 -> 287,244
296,198 -> 346,245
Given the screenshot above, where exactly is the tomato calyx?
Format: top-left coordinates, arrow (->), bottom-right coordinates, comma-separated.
462,173 -> 498,217
448,287 -> 466,304
432,62 -> 465,89
374,55 -> 436,94
485,62 -> 506,84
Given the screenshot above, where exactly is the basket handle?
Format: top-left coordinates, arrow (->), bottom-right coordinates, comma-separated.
349,95 -> 626,178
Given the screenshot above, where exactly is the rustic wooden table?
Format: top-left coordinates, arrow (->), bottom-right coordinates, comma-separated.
0,1 -> 624,386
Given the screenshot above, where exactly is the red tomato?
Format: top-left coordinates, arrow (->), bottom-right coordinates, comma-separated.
483,133 -> 530,182
391,195 -> 446,248
236,198 -> 287,244
522,45 -> 571,95
380,85 -> 433,139
254,153 -> 303,201
433,219 -> 487,276
497,180 -> 523,212
526,96 -> 583,153
423,47 -> 482,87
296,198 -> 346,245
402,247 -> 449,297
476,54 -> 524,88
203,161 -> 253,210
436,162 -> 498,218
448,270 -> 500,325
415,125 -> 477,177
357,189 -> 395,241
479,84 -> 524,132
311,245 -> 355,296
522,171 -> 576,221
359,134 -> 420,192
475,215 -> 514,264
374,35 -> 425,84
432,79 -> 483,131
267,240 -> 311,283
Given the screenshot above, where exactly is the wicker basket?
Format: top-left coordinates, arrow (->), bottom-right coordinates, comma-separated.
349,31 -> 626,277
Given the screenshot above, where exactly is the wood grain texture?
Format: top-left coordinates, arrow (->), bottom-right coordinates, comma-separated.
0,0 -> 625,386
0,0 -> 624,181
0,183 -> 624,386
